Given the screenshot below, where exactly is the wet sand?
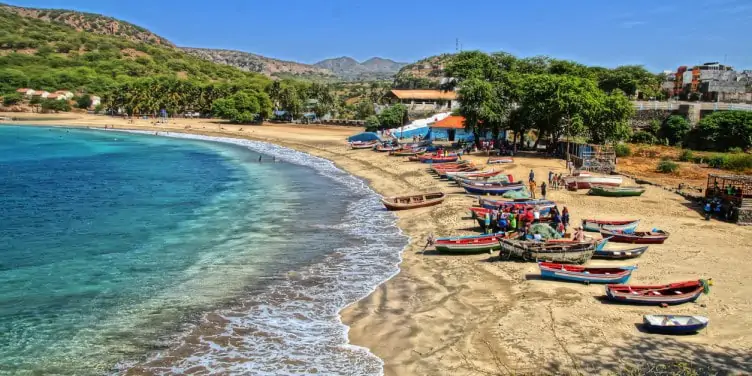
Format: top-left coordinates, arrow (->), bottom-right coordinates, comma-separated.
4,113 -> 751,375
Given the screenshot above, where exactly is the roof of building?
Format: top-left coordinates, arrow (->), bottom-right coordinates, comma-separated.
433,115 -> 465,129
47,94 -> 61,99
388,89 -> 457,101
16,88 -> 33,92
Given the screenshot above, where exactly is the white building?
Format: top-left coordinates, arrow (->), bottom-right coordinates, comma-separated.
16,88 -> 36,97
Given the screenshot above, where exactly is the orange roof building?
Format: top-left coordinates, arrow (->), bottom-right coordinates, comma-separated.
433,115 -> 465,129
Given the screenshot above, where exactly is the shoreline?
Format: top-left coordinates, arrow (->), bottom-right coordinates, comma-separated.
3,114 -> 752,375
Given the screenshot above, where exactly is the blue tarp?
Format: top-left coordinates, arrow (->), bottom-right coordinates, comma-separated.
348,132 -> 382,142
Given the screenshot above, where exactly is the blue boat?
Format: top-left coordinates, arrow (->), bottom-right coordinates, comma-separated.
594,245 -> 649,259
460,181 -> 525,195
538,262 -> 636,284
642,315 -> 709,334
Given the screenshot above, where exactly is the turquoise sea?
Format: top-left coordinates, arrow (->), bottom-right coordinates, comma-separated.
0,126 -> 407,375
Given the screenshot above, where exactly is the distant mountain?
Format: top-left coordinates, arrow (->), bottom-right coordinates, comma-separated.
181,48 -> 335,79
313,56 -> 408,80
0,3 -> 172,46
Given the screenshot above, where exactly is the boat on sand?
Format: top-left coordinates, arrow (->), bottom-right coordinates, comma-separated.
381,192 -> 445,211
498,239 -> 595,264
588,185 -> 645,197
538,262 -> 636,284
642,315 -> 709,334
582,219 -> 640,233
605,279 -> 710,305
600,229 -> 669,244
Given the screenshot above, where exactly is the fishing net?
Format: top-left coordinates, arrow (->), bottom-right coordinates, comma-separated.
502,188 -> 530,199
528,223 -> 562,240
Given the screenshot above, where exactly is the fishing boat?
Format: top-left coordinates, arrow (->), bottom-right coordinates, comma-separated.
588,185 -> 646,197
498,239 -> 595,264
582,219 -> 640,233
600,229 -> 669,244
538,262 -> 636,284
479,198 -> 555,214
350,141 -> 378,149
593,245 -> 649,260
390,147 -> 426,156
432,232 -> 509,253
433,165 -> 478,178
605,279 -> 710,305
375,144 -> 402,152
487,156 -> 514,164
642,315 -> 709,334
420,155 -> 459,163
381,192 -> 446,211
459,181 -> 525,195
565,175 -> 623,190
548,237 -> 610,252
445,169 -> 503,180
458,173 -> 514,184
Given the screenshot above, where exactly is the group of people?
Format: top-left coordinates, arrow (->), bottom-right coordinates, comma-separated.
483,205 -> 571,236
527,170 -> 568,199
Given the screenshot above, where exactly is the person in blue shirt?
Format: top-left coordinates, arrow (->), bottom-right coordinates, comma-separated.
704,201 -> 712,220
529,169 -> 535,183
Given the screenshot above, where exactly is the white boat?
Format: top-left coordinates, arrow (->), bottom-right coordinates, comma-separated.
565,175 -> 622,190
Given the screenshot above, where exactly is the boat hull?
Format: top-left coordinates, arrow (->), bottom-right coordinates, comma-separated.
642,315 -> 709,334
499,239 -> 595,264
381,192 -> 445,211
605,281 -> 705,305
434,233 -> 507,253
460,182 -> 525,195
593,246 -> 648,259
582,219 -> 640,233
539,263 -> 635,284
565,176 -> 623,190
600,230 -> 669,244
588,186 -> 645,197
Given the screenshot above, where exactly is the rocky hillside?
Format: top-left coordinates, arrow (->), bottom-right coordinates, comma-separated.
0,3 -> 172,46
314,56 -> 407,81
181,48 -> 335,79
393,54 -> 455,89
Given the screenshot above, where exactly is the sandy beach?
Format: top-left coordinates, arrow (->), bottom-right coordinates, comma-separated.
4,113 -> 751,375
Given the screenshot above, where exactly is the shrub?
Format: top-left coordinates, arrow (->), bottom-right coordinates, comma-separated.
657,159 -> 679,173
2,92 -> 23,106
659,115 -> 691,146
614,143 -> 631,157
725,154 -> 752,171
678,149 -> 694,162
630,131 -> 658,144
707,154 -> 729,169
727,147 -> 743,153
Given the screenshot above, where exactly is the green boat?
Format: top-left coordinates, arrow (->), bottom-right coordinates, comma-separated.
588,185 -> 645,197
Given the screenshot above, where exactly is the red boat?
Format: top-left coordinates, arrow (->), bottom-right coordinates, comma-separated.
600,229 -> 669,244
420,156 -> 459,163
605,280 -> 710,305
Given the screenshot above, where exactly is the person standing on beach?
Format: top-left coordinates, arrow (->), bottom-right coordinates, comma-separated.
508,212 -> 516,233
541,182 -> 547,199
562,207 -> 570,231
484,212 -> 492,234
548,171 -> 553,185
529,180 -> 537,199
529,169 -> 535,183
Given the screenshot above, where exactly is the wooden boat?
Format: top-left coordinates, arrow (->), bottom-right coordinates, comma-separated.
588,185 -> 646,197
433,165 -> 477,177
582,219 -> 640,233
605,279 -> 710,305
420,155 -> 459,163
548,237 -> 610,252
458,173 -> 514,184
600,229 -> 669,244
593,245 -> 649,260
445,169 -> 502,180
538,262 -> 636,284
565,175 -> 623,190
487,156 -> 514,164
460,181 -> 525,195
642,315 -> 709,334
390,148 -> 426,156
381,192 -> 445,211
375,144 -> 402,152
350,141 -> 377,149
433,233 -> 508,253
498,239 -> 595,264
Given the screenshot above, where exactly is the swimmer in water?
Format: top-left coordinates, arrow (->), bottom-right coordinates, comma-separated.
258,155 -> 262,163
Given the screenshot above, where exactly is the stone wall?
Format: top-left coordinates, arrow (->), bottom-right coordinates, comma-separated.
629,109 -> 674,130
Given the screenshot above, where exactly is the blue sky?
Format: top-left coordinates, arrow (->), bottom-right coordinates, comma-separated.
8,0 -> 752,71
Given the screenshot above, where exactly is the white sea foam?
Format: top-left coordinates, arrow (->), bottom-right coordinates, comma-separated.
115,130 -> 409,376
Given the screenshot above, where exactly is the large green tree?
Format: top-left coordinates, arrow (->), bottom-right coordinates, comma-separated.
691,111 -> 752,151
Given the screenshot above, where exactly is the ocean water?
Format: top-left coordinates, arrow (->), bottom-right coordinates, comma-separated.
0,126 -> 407,375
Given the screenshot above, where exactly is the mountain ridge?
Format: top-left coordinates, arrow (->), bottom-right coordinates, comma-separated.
313,56 -> 407,80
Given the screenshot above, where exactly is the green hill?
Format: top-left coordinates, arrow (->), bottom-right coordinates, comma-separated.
0,4 -> 268,96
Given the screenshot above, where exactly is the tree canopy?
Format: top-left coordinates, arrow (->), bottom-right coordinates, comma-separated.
445,50 -> 636,147
690,111 -> 752,151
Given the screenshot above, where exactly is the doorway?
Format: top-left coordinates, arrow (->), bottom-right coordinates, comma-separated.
448,129 -> 456,141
